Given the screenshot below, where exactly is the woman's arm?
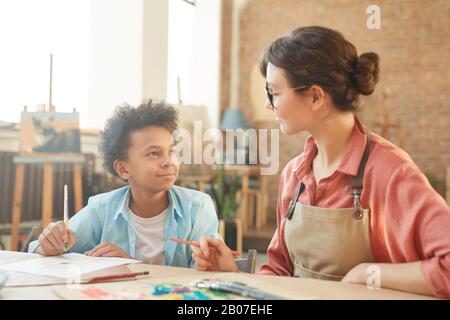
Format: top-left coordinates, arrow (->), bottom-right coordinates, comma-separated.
257,165 -> 295,276
342,261 -> 434,296
356,161 -> 450,298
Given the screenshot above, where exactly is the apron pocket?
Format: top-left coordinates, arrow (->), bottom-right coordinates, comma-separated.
293,262 -> 344,282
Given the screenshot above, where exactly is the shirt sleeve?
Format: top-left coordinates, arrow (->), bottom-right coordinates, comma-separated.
384,162 -> 450,298
29,198 -> 103,254
68,199 -> 103,254
187,194 -> 219,268
257,169 -> 294,276
28,238 -> 41,254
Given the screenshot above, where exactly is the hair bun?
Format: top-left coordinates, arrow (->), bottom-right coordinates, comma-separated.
354,52 -> 380,95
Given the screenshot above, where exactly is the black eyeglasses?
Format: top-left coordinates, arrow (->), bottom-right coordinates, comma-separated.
265,82 -> 309,109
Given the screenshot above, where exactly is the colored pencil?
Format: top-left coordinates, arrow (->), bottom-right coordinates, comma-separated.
170,237 -> 241,256
87,271 -> 150,283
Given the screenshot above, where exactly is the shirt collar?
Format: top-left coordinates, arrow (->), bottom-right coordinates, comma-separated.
114,187 -> 132,222
292,116 -> 368,178
292,135 -> 317,179
167,187 -> 183,219
113,186 -> 182,222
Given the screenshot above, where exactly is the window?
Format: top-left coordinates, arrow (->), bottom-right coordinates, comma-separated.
167,0 -> 195,105
0,0 -> 90,127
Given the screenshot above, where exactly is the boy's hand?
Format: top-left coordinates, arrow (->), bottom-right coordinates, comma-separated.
36,221 -> 77,256
191,236 -> 239,272
85,242 -> 131,259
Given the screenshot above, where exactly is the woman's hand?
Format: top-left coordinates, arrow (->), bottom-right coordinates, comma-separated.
341,263 -> 369,285
36,221 -> 77,256
85,242 -> 131,259
191,236 -> 239,272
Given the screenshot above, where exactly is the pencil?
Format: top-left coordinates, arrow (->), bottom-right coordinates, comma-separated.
87,271 -> 150,283
63,184 -> 69,252
170,237 -> 241,256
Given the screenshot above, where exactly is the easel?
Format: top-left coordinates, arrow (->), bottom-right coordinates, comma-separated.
10,54 -> 84,251
10,154 -> 84,251
373,88 -> 405,147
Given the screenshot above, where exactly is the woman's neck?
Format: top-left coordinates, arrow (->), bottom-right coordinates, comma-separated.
128,187 -> 169,218
310,113 -> 355,178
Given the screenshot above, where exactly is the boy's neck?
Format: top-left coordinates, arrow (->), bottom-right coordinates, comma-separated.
128,187 -> 169,218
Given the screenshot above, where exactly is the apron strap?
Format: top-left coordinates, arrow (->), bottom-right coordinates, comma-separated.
286,182 -> 305,220
351,128 -> 372,190
349,128 -> 372,219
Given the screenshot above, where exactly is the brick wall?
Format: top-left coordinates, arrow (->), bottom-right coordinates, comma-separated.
221,0 -> 450,218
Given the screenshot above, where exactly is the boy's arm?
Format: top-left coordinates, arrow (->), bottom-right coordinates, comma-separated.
29,200 -> 103,254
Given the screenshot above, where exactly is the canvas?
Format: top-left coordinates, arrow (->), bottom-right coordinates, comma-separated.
19,111 -> 81,154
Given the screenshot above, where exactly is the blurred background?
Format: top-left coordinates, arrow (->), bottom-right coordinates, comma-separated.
0,0 -> 449,264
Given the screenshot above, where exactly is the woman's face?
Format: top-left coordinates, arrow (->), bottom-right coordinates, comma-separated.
265,62 -> 316,135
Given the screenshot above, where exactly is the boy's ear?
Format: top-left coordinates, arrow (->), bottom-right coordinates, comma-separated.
113,160 -> 130,180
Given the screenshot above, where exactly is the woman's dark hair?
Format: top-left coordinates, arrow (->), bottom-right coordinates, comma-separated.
99,99 -> 178,176
260,26 -> 380,111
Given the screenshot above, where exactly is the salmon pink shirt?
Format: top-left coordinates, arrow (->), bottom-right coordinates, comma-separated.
258,117 -> 450,298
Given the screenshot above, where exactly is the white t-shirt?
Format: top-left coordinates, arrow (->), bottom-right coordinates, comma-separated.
129,207 -> 168,265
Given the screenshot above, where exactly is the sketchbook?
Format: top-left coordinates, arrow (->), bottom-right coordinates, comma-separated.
0,253 -> 141,279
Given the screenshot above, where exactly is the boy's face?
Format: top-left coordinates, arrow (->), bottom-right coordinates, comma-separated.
116,126 -> 180,193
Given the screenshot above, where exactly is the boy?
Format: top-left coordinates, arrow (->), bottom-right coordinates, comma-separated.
29,100 -> 219,268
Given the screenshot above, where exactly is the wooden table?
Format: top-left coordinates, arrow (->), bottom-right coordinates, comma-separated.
0,250 -> 435,300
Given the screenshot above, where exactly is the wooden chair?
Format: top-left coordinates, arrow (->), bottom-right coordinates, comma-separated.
20,226 -> 42,253
218,218 -> 243,254
234,249 -> 257,273
247,188 -> 264,229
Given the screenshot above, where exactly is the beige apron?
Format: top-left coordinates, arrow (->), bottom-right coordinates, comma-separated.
284,132 -> 374,281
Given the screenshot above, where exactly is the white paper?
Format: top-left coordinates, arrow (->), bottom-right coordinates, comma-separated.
0,253 -> 141,279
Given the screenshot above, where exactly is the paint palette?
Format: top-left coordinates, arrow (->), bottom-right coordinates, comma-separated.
52,272 -> 308,300
53,278 -> 236,300
152,283 -> 232,300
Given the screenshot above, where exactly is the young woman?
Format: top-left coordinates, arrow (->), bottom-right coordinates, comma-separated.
192,26 -> 450,298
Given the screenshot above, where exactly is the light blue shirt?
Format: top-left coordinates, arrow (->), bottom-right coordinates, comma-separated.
29,185 -> 219,268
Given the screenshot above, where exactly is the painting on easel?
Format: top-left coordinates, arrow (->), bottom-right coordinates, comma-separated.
18,54 -> 81,155
19,110 -> 81,154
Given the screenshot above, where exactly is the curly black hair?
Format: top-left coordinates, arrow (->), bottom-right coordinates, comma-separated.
99,100 -> 178,176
